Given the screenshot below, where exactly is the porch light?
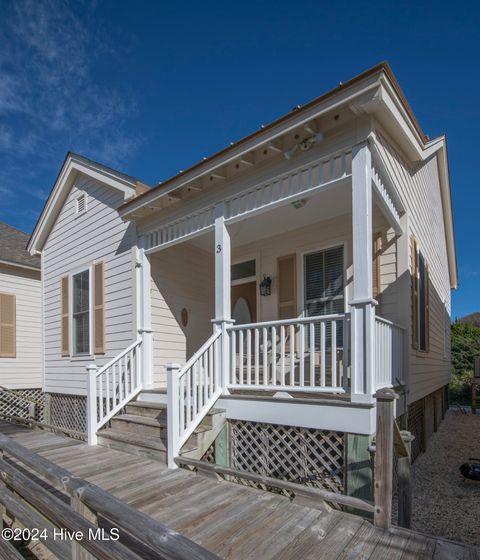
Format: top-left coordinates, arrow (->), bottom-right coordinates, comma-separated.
259,275 -> 272,296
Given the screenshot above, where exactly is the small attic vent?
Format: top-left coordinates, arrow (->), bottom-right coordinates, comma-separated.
76,193 -> 87,214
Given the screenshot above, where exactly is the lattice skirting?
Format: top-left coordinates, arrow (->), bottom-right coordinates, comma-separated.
49,393 -> 87,438
229,420 -> 344,496
0,389 -> 46,423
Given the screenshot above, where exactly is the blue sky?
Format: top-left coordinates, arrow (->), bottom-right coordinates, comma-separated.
0,0 -> 478,318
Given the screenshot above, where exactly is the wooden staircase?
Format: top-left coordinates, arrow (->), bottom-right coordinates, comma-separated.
97,399 -> 226,464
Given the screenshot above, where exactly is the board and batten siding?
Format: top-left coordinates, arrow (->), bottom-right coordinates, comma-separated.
150,244 -> 214,386
376,131 -> 451,403
0,266 -> 42,389
42,175 -> 137,395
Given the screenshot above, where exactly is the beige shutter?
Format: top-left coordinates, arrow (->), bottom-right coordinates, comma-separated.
93,262 -> 105,354
0,293 -> 16,358
61,276 -> 70,356
373,232 -> 382,298
410,236 -> 419,350
278,254 -> 296,319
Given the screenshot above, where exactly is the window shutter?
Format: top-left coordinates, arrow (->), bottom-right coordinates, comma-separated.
61,276 -> 70,356
278,254 -> 296,319
0,293 -> 16,358
93,262 -> 105,354
410,236 -> 419,350
373,233 -> 382,298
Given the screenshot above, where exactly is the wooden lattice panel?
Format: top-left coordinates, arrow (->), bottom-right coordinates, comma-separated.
49,393 -> 87,437
230,420 -> 344,495
0,389 -> 46,422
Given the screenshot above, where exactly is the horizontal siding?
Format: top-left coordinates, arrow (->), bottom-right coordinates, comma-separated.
0,266 -> 42,389
376,132 -> 451,402
43,175 -> 136,395
150,244 -> 215,387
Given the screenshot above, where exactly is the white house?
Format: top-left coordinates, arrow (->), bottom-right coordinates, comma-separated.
28,63 -> 456,495
0,223 -> 42,393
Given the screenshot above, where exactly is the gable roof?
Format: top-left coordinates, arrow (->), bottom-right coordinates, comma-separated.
0,222 -> 40,270
27,152 -> 148,255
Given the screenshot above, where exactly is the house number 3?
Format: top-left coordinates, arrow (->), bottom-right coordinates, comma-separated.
216,244 -> 222,253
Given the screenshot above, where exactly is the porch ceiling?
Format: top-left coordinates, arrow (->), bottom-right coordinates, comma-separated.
188,181 -> 352,252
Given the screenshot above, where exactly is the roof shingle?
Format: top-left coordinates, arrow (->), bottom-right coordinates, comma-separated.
0,222 -> 40,269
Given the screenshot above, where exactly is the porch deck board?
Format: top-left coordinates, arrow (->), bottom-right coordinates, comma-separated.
1,422 -> 478,560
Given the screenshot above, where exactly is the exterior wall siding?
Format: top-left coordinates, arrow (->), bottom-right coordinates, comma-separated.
376,131 -> 451,403
42,175 -> 137,395
0,266 -> 42,389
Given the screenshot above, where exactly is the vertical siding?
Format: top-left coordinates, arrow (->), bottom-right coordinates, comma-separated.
376,133 -> 451,402
150,244 -> 215,386
0,266 -> 42,389
43,176 -> 137,395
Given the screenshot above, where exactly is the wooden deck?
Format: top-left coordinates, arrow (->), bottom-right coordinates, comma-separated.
1,422 -> 478,560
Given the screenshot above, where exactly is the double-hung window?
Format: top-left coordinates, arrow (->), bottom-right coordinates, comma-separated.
72,269 -> 90,355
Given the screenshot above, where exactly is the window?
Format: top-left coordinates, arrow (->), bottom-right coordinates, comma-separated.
0,293 -> 16,358
76,193 -> 87,214
72,269 -> 90,354
231,259 -> 256,282
411,236 -> 429,352
304,246 -> 344,317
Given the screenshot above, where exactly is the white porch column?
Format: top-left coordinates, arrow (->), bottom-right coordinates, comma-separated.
350,141 -> 376,403
213,203 -> 233,391
137,238 -> 153,388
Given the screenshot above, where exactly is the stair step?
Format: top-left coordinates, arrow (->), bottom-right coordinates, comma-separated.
125,401 -> 167,419
111,413 -> 212,439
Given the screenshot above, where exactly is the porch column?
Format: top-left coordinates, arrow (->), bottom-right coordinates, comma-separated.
350,141 -> 376,403
213,203 -> 233,391
137,238 -> 153,388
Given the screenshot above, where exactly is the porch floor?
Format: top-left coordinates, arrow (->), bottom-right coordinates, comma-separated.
0,422 -> 478,559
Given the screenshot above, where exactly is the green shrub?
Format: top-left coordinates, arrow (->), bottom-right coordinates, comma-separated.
450,322 -> 480,404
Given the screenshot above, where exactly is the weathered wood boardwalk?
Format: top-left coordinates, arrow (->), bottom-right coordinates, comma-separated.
1,422 -> 478,560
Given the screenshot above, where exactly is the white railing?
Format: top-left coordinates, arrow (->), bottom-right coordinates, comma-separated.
374,317 -> 405,390
167,330 -> 223,468
87,338 -> 143,445
226,314 -> 350,393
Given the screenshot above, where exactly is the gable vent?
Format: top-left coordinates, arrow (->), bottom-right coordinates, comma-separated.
76,193 -> 87,214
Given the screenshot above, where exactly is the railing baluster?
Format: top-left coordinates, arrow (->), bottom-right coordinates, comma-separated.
280,326 -> 285,386
230,330 -> 236,386
186,371 -> 192,425
343,318 -> 349,389
331,320 -> 337,388
99,372 -> 104,424
299,323 -> 304,387
192,363 -> 198,416
271,326 -> 276,385
263,327 -> 268,386
289,324 -> 295,386
239,330 -> 244,385
309,322 -> 315,387
106,369 -> 111,416
179,376 -> 185,433
246,329 -> 252,385
209,344 -> 214,398
255,328 -> 260,385
320,322 -> 326,387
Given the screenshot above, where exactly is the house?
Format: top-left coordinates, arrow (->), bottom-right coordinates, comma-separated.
27,62 -> 456,497
0,223 -> 42,395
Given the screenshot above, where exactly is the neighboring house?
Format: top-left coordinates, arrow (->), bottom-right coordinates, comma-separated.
0,223 -> 42,390
28,63 -> 456,495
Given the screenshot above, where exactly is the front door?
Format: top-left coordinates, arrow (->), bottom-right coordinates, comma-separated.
232,281 -> 257,324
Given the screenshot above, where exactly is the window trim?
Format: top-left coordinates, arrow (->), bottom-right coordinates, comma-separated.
298,241 -> 347,318
70,266 -> 92,357
412,241 -> 429,354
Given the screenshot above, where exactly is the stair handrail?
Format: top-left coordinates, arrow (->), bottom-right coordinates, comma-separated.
167,329 -> 223,468
87,337 -> 143,445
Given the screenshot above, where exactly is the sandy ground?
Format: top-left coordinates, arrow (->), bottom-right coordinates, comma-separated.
411,411 -> 480,546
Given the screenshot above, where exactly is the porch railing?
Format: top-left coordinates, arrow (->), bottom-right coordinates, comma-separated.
374,317 -> 405,390
167,330 -> 223,468
87,338 -> 143,445
226,313 -> 350,393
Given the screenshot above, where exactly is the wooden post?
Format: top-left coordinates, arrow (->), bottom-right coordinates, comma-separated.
350,140 -> 376,403
374,387 -> 398,529
397,430 -> 414,529
86,365 -> 98,446
138,239 -> 153,389
70,494 -> 97,560
214,423 -> 230,467
166,363 -> 181,469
